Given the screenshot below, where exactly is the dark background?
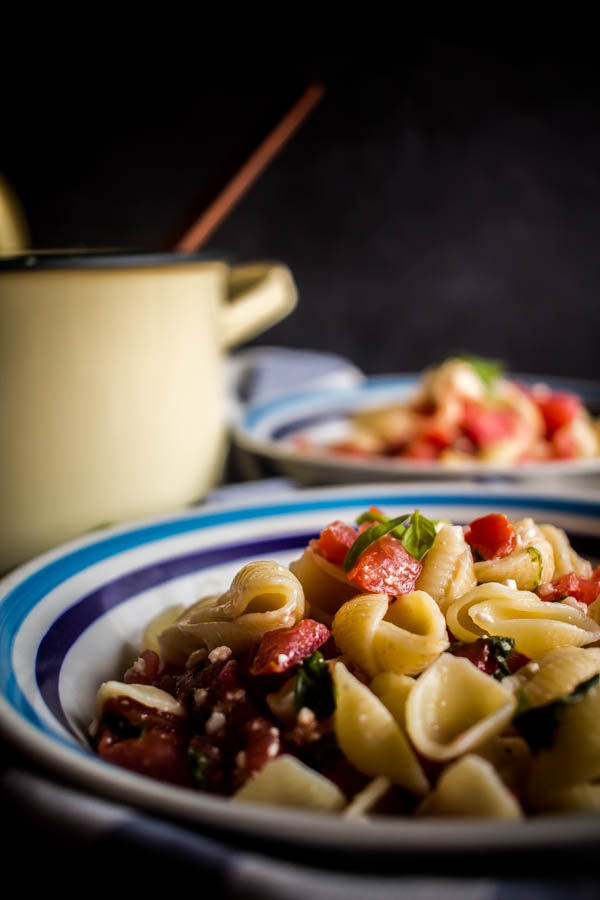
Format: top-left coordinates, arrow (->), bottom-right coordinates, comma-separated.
3,36 -> 599,380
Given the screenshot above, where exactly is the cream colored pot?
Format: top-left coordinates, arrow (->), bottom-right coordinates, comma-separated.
0,251 -> 297,572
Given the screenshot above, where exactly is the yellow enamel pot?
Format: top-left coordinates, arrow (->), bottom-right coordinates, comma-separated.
0,250 -> 297,571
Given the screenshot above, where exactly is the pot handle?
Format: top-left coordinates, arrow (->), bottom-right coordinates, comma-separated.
221,262 -> 297,349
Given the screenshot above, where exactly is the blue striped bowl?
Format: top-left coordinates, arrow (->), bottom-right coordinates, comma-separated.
1,483 -> 599,851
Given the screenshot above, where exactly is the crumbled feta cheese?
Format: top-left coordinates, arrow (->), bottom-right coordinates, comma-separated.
205,710 -> 226,735
208,646 -> 232,664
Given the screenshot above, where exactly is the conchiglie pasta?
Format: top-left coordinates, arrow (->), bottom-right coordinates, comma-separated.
332,591 -> 449,678
370,671 -> 415,730
333,662 -> 429,796
467,591 -> 600,658
289,545 -> 358,626
405,653 -> 516,761
533,783 -> 600,813
158,561 -> 305,664
446,582 -> 533,643
233,754 -> 346,811
473,518 -> 554,590
415,524 -> 476,612
141,604 -> 185,654
528,680 -> 600,808
416,754 -> 523,819
505,646 -> 600,708
538,524 -> 593,578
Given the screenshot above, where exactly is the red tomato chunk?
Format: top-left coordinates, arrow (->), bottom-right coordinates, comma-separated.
346,534 -> 422,597
461,401 -> 518,448
314,520 -> 358,565
449,639 -> 529,676
250,619 -> 331,675
464,513 -> 516,560
532,389 -> 582,437
96,697 -> 192,787
537,572 -> 600,607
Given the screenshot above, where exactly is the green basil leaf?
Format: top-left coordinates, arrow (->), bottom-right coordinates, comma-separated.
343,514 -> 410,572
294,651 -> 335,718
514,673 -> 599,753
187,747 -> 209,789
526,546 -> 543,589
456,354 -> 504,392
399,510 -> 437,561
487,636 -> 515,679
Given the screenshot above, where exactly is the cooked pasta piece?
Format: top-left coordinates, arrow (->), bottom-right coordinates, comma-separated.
415,524 -> 476,612
95,681 -> 186,718
539,524 -> 593,578
416,754 -> 523,819
467,590 -> 600,658
445,582 -> 529,643
233,754 -> 346,811
504,646 -> 600,707
476,736 -> 533,796
333,661 -> 429,796
343,776 -> 393,819
534,783 -> 600,813
369,671 -> 415,730
158,561 -> 305,664
332,591 -> 448,678
141,604 -> 185,654
588,595 -> 600,625
528,679 -> 600,808
289,545 -> 358,627
405,653 -> 516,761
473,519 -> 554,591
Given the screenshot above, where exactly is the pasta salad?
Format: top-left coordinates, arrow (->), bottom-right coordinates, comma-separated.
91,507 -> 600,819
313,356 -> 600,466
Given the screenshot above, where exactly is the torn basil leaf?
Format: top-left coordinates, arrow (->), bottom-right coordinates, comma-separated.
526,546 -> 543,589
514,673 -> 599,753
400,510 -> 438,561
294,651 -> 335,718
187,747 -> 209,789
488,636 -> 516,679
456,354 -> 504,391
343,509 -> 436,570
343,514 -> 410,571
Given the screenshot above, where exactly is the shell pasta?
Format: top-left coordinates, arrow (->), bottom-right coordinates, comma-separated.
91,505 -> 600,820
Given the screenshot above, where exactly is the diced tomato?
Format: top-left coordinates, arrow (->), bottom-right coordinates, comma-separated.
250,619 -> 331,676
403,437 -> 441,460
532,389 -> 582,437
241,716 -> 282,777
418,416 -> 456,449
507,651 -> 530,673
551,426 -> 578,460
346,534 -> 423,597
536,572 -> 600,607
314,520 -> 358,565
461,401 -> 518,448
464,513 -> 516,560
449,638 -> 529,677
450,639 -> 494,674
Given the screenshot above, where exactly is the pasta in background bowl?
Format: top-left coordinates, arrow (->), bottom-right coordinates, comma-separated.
233,359 -> 600,486
2,483 -> 600,852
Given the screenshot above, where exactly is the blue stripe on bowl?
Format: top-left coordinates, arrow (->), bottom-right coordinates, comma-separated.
2,491 -> 600,744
